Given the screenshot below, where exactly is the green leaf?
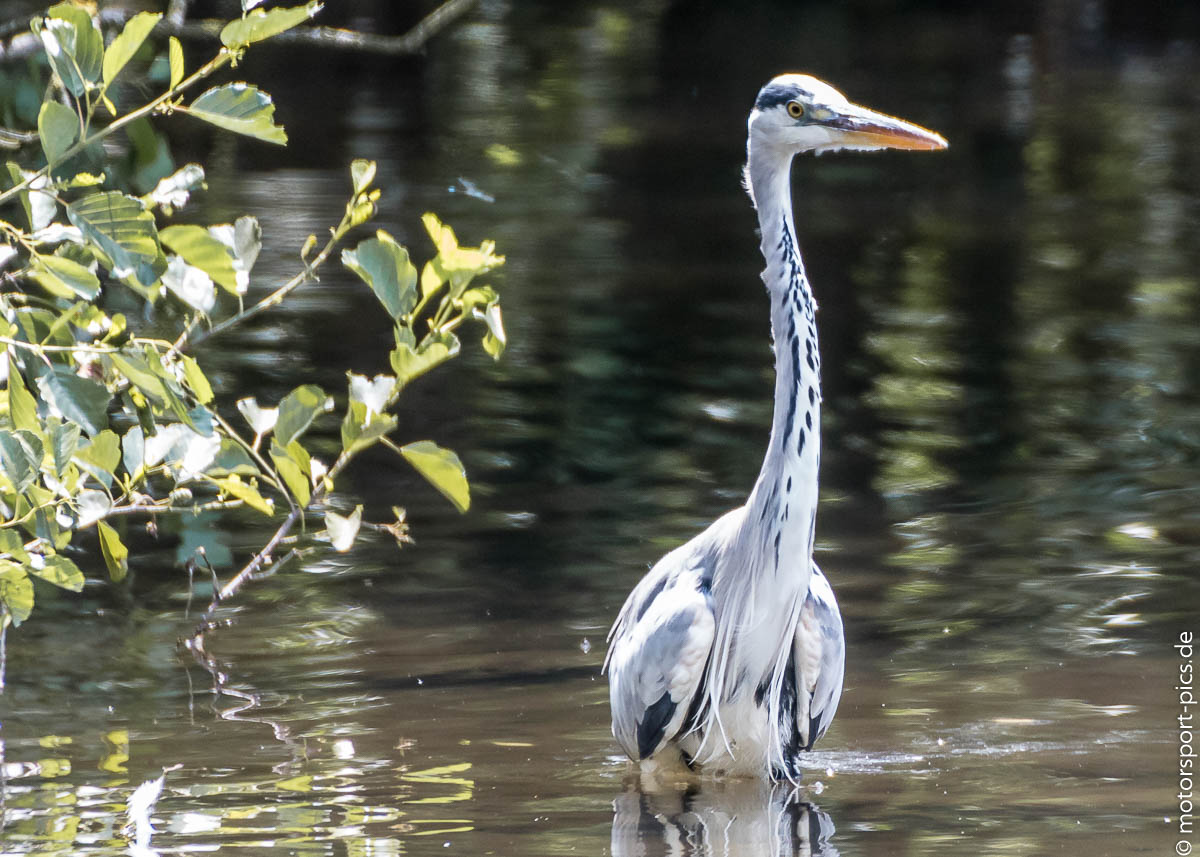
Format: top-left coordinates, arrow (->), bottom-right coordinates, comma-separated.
399,440 -> 470,513
36,3 -> 103,97
75,488 -> 110,526
7,356 -> 39,434
348,194 -> 377,228
124,117 -> 174,195
107,351 -> 167,406
161,254 -> 215,313
121,426 -> 144,481
76,429 -> 120,475
275,384 -> 331,446
97,520 -> 128,582
108,348 -> 197,431
341,230 -> 418,320
41,300 -> 88,345
0,430 -> 42,493
205,438 -> 259,477
143,163 -> 205,213
46,418 -> 81,477
340,400 -> 397,456
66,191 -> 165,286
236,397 -> 277,437
208,216 -> 260,294
36,368 -> 111,437
186,83 -> 287,145
212,474 -> 274,516
0,530 -> 30,563
420,260 -> 443,298
479,303 -> 506,359
270,440 -> 310,507
0,563 -> 34,625
31,554 -> 84,592
389,330 -> 459,387
5,163 -> 56,232
460,286 -> 506,359
38,100 -> 79,167
180,355 -> 214,405
159,224 -> 239,293
66,171 -> 104,188
142,422 -> 218,477
325,504 -> 362,552
29,253 -> 100,300
422,212 -> 457,255
421,212 -> 505,298
350,159 -> 376,195
102,11 -> 161,88
459,284 -> 498,313
168,36 -> 184,90
348,373 -> 394,416
220,2 -> 322,48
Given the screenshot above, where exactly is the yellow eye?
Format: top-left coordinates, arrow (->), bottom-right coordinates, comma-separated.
786,101 -> 805,119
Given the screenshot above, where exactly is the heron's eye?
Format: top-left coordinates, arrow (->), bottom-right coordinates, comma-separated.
786,101 -> 805,119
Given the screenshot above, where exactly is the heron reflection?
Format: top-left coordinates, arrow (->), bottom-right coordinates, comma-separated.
611,779 -> 839,857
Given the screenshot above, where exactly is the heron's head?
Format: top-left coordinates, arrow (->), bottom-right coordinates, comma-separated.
749,74 -> 947,156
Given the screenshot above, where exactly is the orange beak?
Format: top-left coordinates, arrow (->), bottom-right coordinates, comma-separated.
825,102 -> 948,151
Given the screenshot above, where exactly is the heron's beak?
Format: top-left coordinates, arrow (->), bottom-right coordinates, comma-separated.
825,102 -> 947,151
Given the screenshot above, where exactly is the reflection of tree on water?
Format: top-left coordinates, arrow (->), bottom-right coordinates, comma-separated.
612,780 -> 838,857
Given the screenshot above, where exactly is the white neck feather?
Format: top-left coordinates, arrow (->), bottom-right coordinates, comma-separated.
742,136 -> 822,575
690,135 -> 825,777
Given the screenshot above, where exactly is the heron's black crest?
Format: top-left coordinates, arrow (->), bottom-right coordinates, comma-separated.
755,80 -> 812,112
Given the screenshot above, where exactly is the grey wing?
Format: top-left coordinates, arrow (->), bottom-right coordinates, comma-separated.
794,562 -> 845,750
604,553 -> 715,762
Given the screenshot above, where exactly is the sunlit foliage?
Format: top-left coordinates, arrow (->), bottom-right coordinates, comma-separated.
0,3 -> 506,630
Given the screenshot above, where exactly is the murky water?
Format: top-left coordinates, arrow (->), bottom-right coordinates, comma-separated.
3,1 -> 1200,854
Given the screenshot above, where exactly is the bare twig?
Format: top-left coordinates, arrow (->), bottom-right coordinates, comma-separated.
0,0 -> 478,63
189,506 -> 304,640
90,499 -> 247,521
186,393 -> 369,642
173,205 -> 353,354
259,0 -> 479,55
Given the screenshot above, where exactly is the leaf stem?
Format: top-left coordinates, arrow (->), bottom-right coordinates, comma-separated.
210,410 -> 294,511
172,208 -> 353,355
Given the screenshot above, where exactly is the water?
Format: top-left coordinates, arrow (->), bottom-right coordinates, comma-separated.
3,1 -> 1200,854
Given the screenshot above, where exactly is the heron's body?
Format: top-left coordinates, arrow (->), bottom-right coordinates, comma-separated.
605,74 -> 946,780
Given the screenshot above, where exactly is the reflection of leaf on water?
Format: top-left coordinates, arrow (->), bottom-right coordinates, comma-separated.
401,761 -> 473,805
277,774 -> 315,792
1,757 -> 72,779
100,728 -> 129,774
406,819 -> 475,835
35,757 -> 72,777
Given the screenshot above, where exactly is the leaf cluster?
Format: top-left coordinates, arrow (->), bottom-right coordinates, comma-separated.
0,3 -> 507,629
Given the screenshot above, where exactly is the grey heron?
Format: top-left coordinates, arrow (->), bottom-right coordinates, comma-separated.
605,74 -> 947,780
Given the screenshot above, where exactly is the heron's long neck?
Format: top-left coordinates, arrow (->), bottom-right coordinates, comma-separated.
743,144 -> 821,576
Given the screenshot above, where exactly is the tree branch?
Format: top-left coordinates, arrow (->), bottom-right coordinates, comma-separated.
0,0 -> 478,63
